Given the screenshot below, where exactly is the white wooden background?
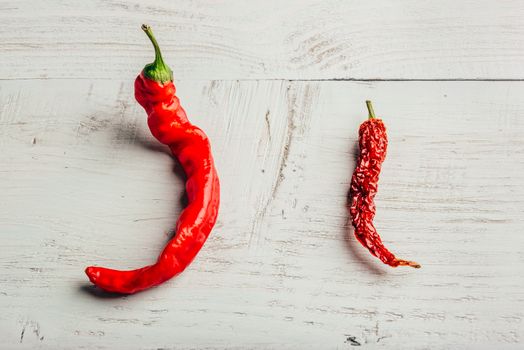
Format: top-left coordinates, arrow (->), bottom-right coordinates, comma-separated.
1,1 -> 523,349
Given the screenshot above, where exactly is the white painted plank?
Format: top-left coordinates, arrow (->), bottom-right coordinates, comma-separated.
1,0 -> 524,80
0,79 -> 523,348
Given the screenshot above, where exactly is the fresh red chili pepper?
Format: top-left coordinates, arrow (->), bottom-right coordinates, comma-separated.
85,25 -> 220,293
349,101 -> 419,268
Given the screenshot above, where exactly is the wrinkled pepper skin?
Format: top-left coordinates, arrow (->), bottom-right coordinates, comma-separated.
85,26 -> 220,294
349,101 -> 419,269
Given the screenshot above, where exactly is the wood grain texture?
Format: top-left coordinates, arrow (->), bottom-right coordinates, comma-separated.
1,0 -> 524,80
0,80 -> 523,349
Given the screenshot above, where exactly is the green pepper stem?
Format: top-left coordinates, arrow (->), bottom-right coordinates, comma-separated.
141,24 -> 173,83
142,25 -> 164,65
365,100 -> 376,119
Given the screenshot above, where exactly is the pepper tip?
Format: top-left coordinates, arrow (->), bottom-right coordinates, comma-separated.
395,259 -> 421,269
85,266 -> 100,282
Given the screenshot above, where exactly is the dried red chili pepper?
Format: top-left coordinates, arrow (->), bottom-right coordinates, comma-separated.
349,101 -> 419,268
85,25 -> 220,293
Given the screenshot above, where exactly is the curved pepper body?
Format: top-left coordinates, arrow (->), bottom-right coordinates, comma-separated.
85,74 -> 220,293
349,103 -> 419,268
